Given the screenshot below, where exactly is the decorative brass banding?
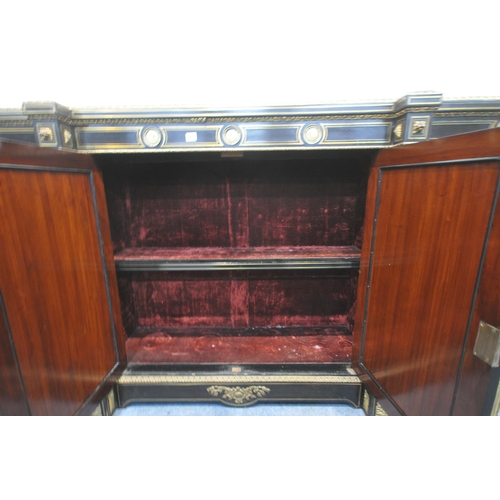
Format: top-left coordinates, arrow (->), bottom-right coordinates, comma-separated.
118,374 -> 361,384
207,385 -> 271,405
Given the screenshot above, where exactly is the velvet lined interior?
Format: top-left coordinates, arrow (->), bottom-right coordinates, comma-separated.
103,157 -> 368,251
101,152 -> 371,364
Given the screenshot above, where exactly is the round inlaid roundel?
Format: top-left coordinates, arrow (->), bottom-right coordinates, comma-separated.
142,127 -> 163,147
303,125 -> 323,145
222,126 -> 242,146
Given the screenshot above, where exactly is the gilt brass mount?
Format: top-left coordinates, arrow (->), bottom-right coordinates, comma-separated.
38,126 -> 54,142
207,385 -> 271,405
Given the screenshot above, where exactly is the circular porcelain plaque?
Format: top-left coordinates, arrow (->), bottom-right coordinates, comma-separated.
303,125 -> 322,145
142,127 -> 163,147
223,126 -> 242,146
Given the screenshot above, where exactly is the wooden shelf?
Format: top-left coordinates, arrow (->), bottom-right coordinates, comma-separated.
114,246 -> 361,271
126,326 -> 353,364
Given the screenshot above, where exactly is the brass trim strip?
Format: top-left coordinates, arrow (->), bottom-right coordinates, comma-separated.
118,374 -> 361,385
434,112 -> 500,118
432,119 -> 497,128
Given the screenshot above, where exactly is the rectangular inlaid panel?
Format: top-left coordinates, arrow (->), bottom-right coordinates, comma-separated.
360,162 -> 499,415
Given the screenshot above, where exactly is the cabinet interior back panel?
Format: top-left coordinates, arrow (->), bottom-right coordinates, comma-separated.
102,158 -> 369,250
119,270 -> 357,331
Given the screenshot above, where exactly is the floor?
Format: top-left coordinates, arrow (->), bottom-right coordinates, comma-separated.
113,402 -> 366,416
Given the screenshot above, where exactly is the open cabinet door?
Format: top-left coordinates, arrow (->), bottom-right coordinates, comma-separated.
353,129 -> 500,416
0,140 -> 126,416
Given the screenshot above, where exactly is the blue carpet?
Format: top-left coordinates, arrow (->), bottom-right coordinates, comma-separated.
113,403 -> 365,416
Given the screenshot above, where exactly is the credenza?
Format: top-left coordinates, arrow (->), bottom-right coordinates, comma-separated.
1,92 -> 499,415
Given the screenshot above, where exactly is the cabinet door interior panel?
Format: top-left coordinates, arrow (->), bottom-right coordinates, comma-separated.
358,162 -> 499,415
452,181 -> 500,415
0,292 -> 30,416
0,149 -> 124,415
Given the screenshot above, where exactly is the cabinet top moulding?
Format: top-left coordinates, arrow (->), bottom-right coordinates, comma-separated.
2,93 -> 500,153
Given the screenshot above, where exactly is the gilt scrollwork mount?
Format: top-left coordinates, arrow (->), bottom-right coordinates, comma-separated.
207,385 -> 271,405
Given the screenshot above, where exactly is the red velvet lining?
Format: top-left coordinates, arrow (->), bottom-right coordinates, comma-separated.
126,327 -> 352,364
102,155 -> 369,365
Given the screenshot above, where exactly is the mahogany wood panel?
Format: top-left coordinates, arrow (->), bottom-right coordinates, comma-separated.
0,140 -> 126,416
375,128 -> 500,167
126,327 -> 352,364
354,129 -> 500,416
0,293 -> 30,416
452,181 -> 500,415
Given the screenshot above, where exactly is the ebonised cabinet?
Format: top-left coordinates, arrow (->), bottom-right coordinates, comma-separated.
1,93 -> 500,415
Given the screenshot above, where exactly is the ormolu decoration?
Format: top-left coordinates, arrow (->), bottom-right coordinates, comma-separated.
207,385 -> 271,405
412,120 -> 426,135
38,126 -> 54,142
63,129 -> 72,145
393,123 -> 403,139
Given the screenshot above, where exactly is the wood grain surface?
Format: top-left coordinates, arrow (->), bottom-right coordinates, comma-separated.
354,129 -> 500,416
0,140 -> 125,415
